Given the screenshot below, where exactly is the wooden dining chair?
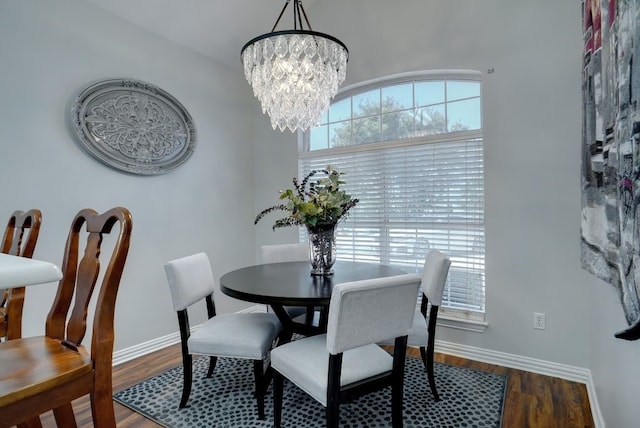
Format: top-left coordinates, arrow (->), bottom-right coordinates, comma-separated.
0,209 -> 42,341
164,252 -> 282,419
0,207 -> 132,428
271,273 -> 421,428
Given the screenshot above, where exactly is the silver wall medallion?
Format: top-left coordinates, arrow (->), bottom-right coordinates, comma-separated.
70,79 -> 197,175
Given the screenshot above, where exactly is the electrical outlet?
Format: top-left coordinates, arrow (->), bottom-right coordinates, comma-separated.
533,312 -> 546,330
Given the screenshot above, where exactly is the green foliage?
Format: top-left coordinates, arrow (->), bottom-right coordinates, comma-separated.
331,97 -> 469,147
255,166 -> 359,231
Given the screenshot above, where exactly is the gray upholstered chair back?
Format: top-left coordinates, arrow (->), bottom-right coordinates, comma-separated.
421,249 -> 451,306
260,243 -> 308,263
164,252 -> 215,312
326,273 -> 421,355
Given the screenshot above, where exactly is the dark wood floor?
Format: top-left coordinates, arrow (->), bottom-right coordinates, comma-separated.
34,344 -> 594,427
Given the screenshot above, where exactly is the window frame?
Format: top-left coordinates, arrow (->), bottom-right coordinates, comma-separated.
298,70 -> 486,326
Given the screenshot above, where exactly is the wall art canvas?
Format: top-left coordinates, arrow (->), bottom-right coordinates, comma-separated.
581,0 -> 640,340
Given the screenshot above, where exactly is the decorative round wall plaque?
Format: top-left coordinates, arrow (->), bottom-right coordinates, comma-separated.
70,79 -> 197,175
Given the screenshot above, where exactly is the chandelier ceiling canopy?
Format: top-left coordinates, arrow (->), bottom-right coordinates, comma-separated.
241,0 -> 348,133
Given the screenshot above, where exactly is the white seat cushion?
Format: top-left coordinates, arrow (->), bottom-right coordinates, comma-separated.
188,312 -> 281,360
271,334 -> 393,406
407,310 -> 429,347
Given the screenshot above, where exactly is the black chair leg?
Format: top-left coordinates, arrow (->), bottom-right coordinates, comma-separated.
421,345 -> 440,401
326,401 -> 340,428
206,355 -> 217,378
273,371 -> 283,428
391,336 -> 407,428
326,354 -> 342,428
253,359 -> 266,420
179,354 -> 193,408
391,382 -> 404,428
426,353 -> 440,401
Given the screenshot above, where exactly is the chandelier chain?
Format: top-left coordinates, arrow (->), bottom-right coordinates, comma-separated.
270,0 -> 290,32
297,1 -> 313,31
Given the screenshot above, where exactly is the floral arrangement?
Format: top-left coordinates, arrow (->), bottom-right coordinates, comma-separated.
255,165 -> 359,230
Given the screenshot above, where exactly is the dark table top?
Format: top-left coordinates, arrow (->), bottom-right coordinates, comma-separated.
220,260 -> 407,307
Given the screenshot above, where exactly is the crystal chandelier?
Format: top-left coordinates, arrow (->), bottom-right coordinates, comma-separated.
241,0 -> 348,133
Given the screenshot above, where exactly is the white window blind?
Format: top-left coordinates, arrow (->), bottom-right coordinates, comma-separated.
300,72 -> 485,317
300,138 -> 485,314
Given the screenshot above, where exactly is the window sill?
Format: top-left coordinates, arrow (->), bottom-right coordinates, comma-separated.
437,313 -> 488,333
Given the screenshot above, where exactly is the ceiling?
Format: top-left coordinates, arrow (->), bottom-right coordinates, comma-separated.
83,0 -> 318,72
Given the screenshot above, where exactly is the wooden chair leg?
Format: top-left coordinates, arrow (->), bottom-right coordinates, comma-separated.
206,355 -> 217,378
91,385 -> 117,428
253,359 -> 265,420
273,371 -> 283,428
5,286 -> 25,340
52,403 -> 77,428
179,354 -> 193,408
17,418 -> 43,428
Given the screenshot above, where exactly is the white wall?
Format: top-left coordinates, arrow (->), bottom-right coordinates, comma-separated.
298,0 -> 588,367
0,0 -> 262,350
285,1 -> 636,426
252,116 -> 299,252
588,277 -> 640,427
4,0 -> 639,425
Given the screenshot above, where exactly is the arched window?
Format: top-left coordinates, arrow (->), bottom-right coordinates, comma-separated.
300,70 -> 485,321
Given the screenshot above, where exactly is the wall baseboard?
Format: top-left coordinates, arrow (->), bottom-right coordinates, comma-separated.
113,305 -> 265,366
112,305 -> 603,428
435,339 -> 604,428
113,331 -> 181,366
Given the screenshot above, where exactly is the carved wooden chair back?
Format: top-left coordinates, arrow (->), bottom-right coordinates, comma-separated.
0,207 -> 132,428
0,209 -> 42,340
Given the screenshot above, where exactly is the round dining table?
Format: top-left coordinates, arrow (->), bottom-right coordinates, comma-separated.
220,260 -> 407,342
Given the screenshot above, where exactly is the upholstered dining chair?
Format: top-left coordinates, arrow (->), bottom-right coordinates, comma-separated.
260,242 -> 308,264
0,209 -> 42,341
271,273 -> 421,428
164,252 -> 282,419
408,249 -> 451,401
0,207 -> 132,428
260,243 -> 311,321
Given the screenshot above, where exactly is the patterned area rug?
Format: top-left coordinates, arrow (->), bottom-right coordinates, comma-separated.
114,355 -> 506,428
